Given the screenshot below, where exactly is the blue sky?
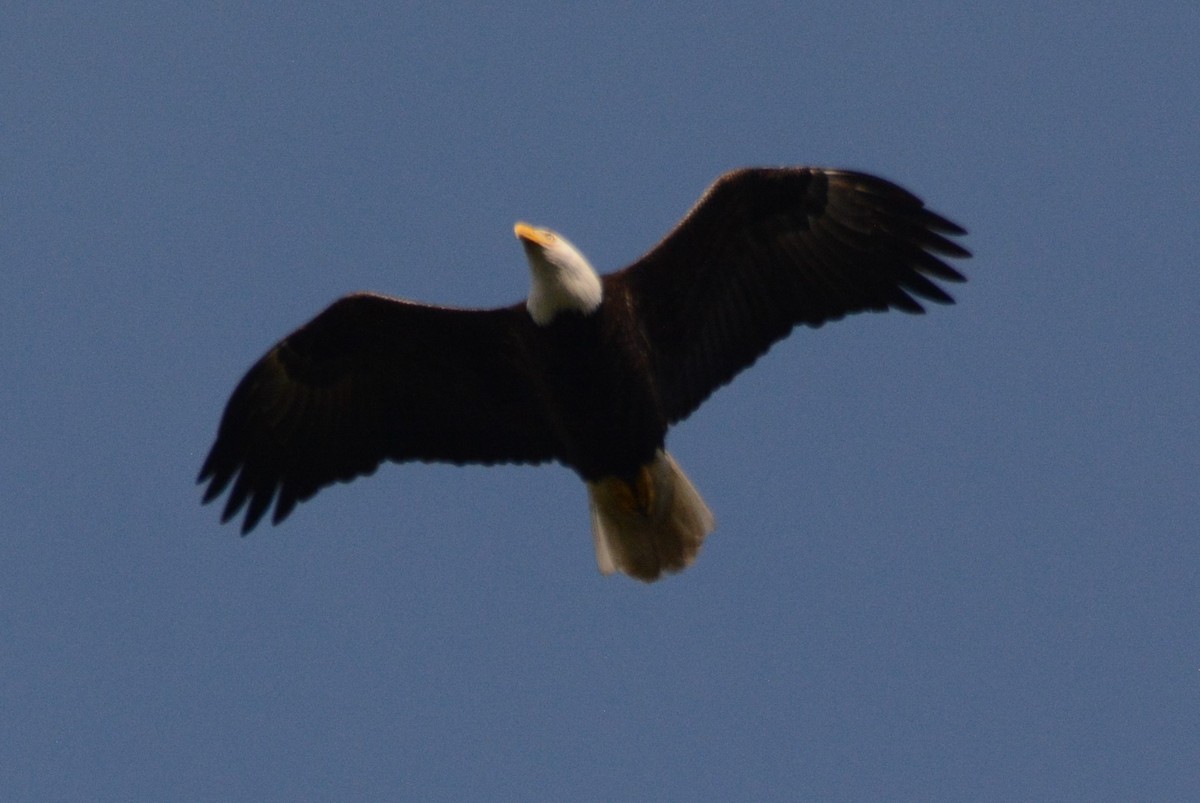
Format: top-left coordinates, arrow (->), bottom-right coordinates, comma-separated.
4,3 -> 1198,800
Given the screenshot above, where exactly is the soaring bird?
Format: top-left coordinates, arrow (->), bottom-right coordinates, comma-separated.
198,167 -> 969,581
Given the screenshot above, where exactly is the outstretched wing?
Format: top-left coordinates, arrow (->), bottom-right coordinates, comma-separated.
198,292 -> 558,533
606,167 -> 970,423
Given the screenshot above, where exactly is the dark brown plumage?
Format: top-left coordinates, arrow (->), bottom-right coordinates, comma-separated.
198,166 -> 969,575
603,168 -> 967,425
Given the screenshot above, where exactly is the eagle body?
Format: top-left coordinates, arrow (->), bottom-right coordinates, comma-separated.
520,303 -> 710,579
531,307 -> 665,483
199,167 -> 971,581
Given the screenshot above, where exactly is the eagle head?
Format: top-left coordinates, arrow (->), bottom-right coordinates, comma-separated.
515,222 -> 603,325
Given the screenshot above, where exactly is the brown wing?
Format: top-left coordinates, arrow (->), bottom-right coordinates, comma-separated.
605,167 -> 970,423
198,292 -> 559,533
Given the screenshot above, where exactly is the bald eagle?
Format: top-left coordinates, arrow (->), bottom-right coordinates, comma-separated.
198,167 -> 969,581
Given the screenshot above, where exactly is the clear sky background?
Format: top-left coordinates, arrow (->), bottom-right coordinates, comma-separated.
4,3 -> 1198,800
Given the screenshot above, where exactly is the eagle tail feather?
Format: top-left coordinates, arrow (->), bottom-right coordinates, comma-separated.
587,450 -> 715,582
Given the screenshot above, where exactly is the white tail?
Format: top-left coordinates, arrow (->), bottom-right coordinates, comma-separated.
587,450 -> 715,582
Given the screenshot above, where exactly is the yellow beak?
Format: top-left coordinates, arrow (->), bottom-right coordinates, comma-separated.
514,222 -> 555,247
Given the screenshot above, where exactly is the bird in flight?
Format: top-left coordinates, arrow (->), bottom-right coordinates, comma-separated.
198,167 -> 970,581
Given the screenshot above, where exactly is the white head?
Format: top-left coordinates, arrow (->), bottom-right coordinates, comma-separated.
514,222 -> 603,326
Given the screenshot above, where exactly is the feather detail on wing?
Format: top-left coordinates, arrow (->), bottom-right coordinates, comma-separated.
605,167 -> 971,423
198,293 -> 559,533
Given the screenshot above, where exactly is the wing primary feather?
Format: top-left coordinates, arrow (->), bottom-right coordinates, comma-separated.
907,248 -> 968,283
915,208 -> 969,237
897,269 -> 955,305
